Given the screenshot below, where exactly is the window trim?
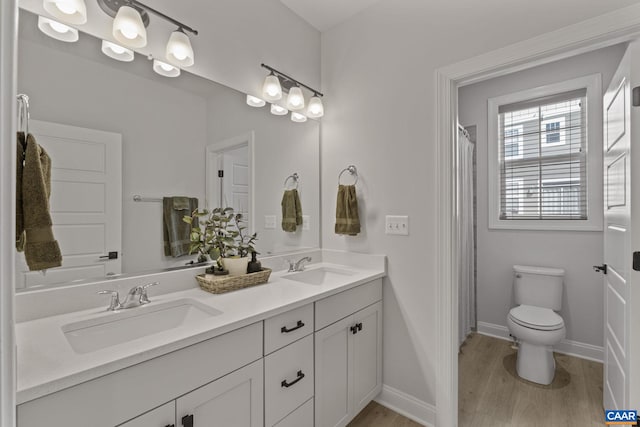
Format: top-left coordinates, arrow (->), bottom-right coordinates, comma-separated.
487,74 -> 603,231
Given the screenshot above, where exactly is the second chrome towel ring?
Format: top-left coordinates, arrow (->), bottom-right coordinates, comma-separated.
284,172 -> 299,189
338,165 -> 358,185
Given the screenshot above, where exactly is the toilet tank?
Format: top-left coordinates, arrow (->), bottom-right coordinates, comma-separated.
513,265 -> 564,311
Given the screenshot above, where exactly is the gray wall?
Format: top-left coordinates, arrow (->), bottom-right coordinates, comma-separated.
458,44 -> 627,347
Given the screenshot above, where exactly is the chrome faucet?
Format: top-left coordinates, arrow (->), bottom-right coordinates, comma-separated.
287,256 -> 312,272
98,282 -> 158,311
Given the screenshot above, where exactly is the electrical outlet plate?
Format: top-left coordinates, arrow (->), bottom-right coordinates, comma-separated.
264,215 -> 276,229
385,215 -> 409,235
302,215 -> 310,231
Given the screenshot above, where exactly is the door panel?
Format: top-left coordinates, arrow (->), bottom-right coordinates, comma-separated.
603,47 -> 631,410
352,302 -> 382,414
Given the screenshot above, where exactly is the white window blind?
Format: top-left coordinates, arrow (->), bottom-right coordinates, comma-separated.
498,88 -> 587,220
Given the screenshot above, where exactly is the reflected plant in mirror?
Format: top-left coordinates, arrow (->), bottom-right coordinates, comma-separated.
15,9 -> 320,291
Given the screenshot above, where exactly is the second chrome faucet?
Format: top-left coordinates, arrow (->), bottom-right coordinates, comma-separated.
98,282 -> 158,311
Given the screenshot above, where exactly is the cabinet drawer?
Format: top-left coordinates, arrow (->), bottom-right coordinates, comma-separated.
273,398 -> 313,427
264,303 -> 313,354
264,335 -> 314,426
315,279 -> 382,330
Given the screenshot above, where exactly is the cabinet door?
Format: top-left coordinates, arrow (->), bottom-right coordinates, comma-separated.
314,315 -> 354,427
176,359 -> 263,427
352,302 -> 382,414
117,402 -> 175,427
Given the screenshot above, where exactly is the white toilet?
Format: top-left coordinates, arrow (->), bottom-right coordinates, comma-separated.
506,265 -> 566,385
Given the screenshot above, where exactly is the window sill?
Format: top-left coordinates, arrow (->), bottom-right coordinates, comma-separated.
489,219 -> 603,232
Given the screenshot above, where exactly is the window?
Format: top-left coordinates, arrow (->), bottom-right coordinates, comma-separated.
487,75 -> 603,231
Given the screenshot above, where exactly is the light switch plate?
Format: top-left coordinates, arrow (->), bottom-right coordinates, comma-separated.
264,215 -> 276,229
385,215 -> 409,235
302,215 -> 310,231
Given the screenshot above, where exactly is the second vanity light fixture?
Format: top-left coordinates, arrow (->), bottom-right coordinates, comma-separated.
37,0 -> 198,77
246,63 -> 324,122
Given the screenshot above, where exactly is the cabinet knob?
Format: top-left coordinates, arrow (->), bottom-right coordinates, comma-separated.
281,320 -> 305,333
281,370 -> 305,388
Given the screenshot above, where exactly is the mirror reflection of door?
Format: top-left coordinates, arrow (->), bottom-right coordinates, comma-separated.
206,132 -> 254,234
16,120 -> 122,289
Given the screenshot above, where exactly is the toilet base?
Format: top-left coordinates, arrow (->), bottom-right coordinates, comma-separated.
515,342 -> 556,385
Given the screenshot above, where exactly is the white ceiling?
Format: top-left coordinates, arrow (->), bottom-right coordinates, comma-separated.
279,0 -> 382,32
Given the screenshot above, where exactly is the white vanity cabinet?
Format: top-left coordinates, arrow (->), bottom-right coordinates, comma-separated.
314,279 -> 383,427
17,323 -> 263,427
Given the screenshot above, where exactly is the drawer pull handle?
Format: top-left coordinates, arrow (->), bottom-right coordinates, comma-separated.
181,414 -> 193,427
350,322 -> 363,334
281,320 -> 305,333
281,370 -> 305,388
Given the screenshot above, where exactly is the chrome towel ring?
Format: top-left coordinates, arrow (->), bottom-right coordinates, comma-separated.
338,165 -> 358,185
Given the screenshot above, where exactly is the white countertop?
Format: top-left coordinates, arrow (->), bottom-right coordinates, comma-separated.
16,259 -> 385,404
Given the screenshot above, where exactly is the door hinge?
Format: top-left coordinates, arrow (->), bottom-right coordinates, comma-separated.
633,86 -> 640,107
633,252 -> 640,271
218,169 -> 224,178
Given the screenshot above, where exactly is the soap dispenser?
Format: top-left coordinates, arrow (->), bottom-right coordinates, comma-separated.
247,251 -> 262,273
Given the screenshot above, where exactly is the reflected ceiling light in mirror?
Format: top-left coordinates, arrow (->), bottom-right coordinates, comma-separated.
37,16 -> 79,42
101,40 -> 134,62
153,59 -> 180,77
307,94 -> 324,118
261,63 -> 324,119
246,95 -> 266,107
270,104 -> 288,116
262,72 -> 282,102
43,0 -> 87,24
287,86 -> 305,111
291,112 -> 307,123
112,5 -> 147,48
166,29 -> 194,67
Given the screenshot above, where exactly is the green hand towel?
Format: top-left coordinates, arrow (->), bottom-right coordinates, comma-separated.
163,197 -> 198,257
16,132 -> 25,251
335,185 -> 360,236
282,189 -> 302,232
20,133 -> 63,270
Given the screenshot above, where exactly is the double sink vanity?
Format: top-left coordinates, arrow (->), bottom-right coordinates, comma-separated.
15,250 -> 385,427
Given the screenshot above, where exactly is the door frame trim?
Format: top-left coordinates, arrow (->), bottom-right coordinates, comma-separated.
435,5 -> 640,426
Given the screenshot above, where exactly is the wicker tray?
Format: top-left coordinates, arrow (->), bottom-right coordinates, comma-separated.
195,268 -> 272,294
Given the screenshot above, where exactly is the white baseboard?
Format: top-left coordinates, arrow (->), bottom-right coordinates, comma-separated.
375,384 -> 435,427
476,321 -> 603,363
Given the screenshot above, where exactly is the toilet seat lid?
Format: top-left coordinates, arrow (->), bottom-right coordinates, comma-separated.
509,305 -> 564,331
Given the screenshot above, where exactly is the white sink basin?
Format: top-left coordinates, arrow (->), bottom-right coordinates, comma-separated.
62,298 -> 222,354
283,266 -> 356,285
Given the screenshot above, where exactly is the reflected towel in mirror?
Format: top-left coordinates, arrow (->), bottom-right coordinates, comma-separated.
163,196 -> 198,257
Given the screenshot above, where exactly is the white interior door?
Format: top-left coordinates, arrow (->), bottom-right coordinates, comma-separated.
15,120 -> 122,289
603,45 -> 632,411
223,145 -> 249,222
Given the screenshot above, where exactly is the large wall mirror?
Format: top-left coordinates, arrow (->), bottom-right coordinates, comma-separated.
15,10 -> 320,290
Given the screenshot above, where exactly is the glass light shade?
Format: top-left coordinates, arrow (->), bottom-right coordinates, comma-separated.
291,112 -> 307,123
43,0 -> 87,24
246,95 -> 266,107
286,86 -> 305,111
165,30 -> 194,67
153,59 -> 180,78
270,104 -> 288,116
101,40 -> 134,62
262,74 -> 282,102
113,6 -> 147,48
307,95 -> 324,118
37,16 -> 79,42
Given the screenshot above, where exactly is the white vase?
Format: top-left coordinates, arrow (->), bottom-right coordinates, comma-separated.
223,257 -> 249,276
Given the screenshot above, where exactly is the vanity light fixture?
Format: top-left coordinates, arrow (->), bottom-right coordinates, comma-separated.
246,95 -> 266,107
262,72 -> 282,102
37,16 -> 79,42
261,63 -> 324,119
43,0 -> 87,25
165,29 -> 194,67
101,40 -> 134,61
153,59 -> 180,77
286,85 -> 305,111
307,94 -> 324,118
291,112 -> 307,123
112,5 -> 147,48
270,104 -> 288,116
